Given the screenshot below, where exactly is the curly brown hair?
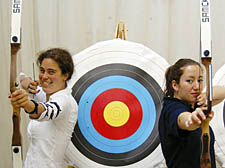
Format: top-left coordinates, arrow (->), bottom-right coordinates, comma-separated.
37,48 -> 74,81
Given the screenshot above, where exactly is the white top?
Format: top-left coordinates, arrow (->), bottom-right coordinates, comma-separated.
24,86 -> 78,168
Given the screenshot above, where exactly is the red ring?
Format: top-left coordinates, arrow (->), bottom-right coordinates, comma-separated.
91,88 -> 143,140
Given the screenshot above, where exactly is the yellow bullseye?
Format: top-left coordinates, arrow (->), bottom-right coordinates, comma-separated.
103,101 -> 130,127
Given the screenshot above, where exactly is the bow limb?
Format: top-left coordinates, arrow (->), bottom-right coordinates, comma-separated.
10,0 -> 23,167
200,0 -> 212,168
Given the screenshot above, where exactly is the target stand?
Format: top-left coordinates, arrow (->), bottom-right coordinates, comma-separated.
65,21 -> 169,167
114,21 -> 128,40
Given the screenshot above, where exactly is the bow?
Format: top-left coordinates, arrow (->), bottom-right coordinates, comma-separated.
200,0 -> 212,167
10,0 -> 23,167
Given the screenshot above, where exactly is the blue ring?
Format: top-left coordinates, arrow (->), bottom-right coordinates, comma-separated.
78,75 -> 156,153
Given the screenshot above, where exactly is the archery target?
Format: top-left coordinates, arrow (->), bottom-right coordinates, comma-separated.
65,39 -> 169,168
211,64 -> 225,167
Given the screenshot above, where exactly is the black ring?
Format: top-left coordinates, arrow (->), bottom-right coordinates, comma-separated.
71,63 -> 163,166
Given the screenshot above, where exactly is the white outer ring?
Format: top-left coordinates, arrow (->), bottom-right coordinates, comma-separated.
66,39 -> 169,168
211,64 -> 225,167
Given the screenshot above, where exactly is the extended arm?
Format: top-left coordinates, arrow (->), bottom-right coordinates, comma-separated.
10,89 -> 45,119
177,108 -> 214,131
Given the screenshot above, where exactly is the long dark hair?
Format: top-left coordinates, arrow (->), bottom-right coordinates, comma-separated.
164,58 -> 202,97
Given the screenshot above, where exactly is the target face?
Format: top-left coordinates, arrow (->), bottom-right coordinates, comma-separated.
66,39 -> 169,168
71,63 -> 161,166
